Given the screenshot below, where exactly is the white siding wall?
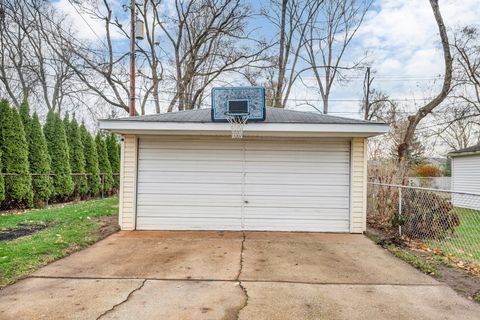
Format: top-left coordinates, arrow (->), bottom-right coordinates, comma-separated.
119,135 -> 138,230
452,155 -> 480,210
351,138 -> 367,233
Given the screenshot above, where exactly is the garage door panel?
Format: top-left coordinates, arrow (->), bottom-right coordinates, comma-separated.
245,173 -> 350,185
245,162 -> 350,174
245,140 -> 350,151
138,171 -> 242,184
139,149 -> 243,161
137,194 -> 241,207
245,184 -> 349,196
140,138 -> 243,150
244,195 -> 349,208
243,219 -> 349,232
245,150 -> 349,162
244,207 -> 350,219
139,159 -> 244,172
137,217 -> 242,231
137,205 -> 241,216
137,182 -> 242,195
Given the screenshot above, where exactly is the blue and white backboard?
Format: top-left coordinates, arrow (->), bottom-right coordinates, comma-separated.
211,87 -> 265,122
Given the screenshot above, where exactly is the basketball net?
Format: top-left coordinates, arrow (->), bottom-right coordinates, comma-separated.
225,113 -> 249,139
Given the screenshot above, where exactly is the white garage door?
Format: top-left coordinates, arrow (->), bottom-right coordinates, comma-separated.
136,137 -> 350,232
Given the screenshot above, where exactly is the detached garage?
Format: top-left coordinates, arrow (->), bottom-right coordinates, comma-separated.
100,107 -> 387,233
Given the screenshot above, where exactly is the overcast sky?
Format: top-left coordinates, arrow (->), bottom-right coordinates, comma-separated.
53,0 -> 480,117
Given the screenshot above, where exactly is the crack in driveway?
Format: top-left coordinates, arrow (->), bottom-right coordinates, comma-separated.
235,231 -> 248,320
95,279 -> 147,320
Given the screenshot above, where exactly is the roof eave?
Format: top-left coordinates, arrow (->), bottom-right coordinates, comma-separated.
448,150 -> 480,158
99,120 -> 388,138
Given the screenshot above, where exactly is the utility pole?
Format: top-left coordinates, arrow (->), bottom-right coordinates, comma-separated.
129,0 -> 136,116
363,67 -> 372,120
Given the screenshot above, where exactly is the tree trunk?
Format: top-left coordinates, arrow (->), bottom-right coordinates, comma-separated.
396,0 -> 452,180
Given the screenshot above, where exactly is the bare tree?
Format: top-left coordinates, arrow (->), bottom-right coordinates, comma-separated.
302,0 -> 371,114
265,0 -> 323,108
431,105 -> 480,151
396,0 -> 453,178
452,26 -> 480,114
0,0 -> 78,112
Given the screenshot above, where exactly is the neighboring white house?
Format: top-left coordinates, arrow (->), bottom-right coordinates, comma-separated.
449,144 -> 480,210
99,107 -> 387,233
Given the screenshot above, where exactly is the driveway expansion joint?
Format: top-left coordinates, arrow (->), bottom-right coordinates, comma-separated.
235,231 -> 249,320
95,279 -> 147,320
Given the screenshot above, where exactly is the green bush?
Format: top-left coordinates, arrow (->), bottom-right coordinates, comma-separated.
95,133 -> 114,193
44,111 -> 74,198
80,123 -> 101,195
65,115 -> 88,197
0,148 -> 4,202
29,113 -> 53,205
0,100 -> 33,207
106,133 -> 120,188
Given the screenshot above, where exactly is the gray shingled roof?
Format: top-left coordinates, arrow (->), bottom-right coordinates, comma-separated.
106,107 -> 380,125
449,143 -> 480,155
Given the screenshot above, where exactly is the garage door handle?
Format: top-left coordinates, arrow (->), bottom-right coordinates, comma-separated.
244,200 -> 249,204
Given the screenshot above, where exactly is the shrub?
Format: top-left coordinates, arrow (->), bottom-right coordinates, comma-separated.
415,164 -> 443,177
29,112 -> 53,205
95,133 -> 114,193
80,123 -> 101,195
44,111 -> 74,198
402,189 -> 459,239
0,100 -> 33,207
106,133 -> 120,188
65,115 -> 88,197
0,148 -> 4,202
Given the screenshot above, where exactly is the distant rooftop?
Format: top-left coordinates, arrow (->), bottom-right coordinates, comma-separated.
449,143 -> 480,156
105,107 -> 381,125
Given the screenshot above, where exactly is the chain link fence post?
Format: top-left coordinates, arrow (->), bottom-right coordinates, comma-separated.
398,186 -> 402,236
101,173 -> 104,199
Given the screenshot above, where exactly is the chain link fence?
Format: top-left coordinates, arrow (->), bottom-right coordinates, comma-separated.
368,182 -> 480,268
0,172 -> 120,200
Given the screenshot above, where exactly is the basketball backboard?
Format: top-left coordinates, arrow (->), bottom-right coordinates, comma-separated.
211,87 -> 265,122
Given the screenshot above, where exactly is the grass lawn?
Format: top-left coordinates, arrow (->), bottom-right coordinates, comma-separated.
428,207 -> 480,263
0,197 -> 119,287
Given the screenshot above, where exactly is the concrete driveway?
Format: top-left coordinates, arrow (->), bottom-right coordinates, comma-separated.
1,231 -> 479,319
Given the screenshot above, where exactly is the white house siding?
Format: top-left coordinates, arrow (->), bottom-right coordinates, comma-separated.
351,138 -> 367,233
452,155 -> 480,210
118,135 -> 138,230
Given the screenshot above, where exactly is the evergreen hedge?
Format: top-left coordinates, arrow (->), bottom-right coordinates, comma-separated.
106,133 -> 120,189
0,100 -> 33,207
0,98 -> 121,209
95,133 -> 114,193
44,110 -> 74,198
80,123 -> 101,195
65,115 -> 88,197
29,113 -> 53,204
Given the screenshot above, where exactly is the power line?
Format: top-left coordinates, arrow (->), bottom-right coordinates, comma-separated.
67,0 -> 109,49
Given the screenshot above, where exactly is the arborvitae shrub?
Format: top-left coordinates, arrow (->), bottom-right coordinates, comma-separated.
29,112 -> 53,205
0,100 -> 33,207
80,123 -> 101,195
106,133 -> 120,188
65,115 -> 88,197
95,133 -> 113,193
44,111 -> 74,198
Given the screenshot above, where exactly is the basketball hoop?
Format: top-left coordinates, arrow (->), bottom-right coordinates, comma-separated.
225,113 -> 249,139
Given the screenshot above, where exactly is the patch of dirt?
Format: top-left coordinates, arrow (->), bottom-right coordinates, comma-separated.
93,216 -> 120,238
0,223 -> 49,241
368,228 -> 480,303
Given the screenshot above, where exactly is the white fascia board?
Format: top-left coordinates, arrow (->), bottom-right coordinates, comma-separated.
448,151 -> 480,158
99,120 -> 389,137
